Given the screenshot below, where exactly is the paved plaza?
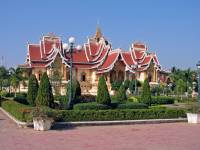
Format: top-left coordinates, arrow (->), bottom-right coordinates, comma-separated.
0,110 -> 200,150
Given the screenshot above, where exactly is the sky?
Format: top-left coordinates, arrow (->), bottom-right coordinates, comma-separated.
0,0 -> 200,70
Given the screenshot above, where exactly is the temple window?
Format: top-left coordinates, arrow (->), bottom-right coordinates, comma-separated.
81,72 -> 86,82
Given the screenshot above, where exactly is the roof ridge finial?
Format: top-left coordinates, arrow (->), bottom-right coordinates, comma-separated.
94,19 -> 102,40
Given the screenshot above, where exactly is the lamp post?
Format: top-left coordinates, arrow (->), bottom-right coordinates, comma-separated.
63,37 -> 81,109
196,61 -> 200,103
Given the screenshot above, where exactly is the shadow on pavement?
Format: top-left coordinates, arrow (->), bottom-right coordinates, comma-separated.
51,123 -> 77,131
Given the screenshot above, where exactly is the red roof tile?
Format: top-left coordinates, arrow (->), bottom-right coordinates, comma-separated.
98,52 -> 118,70
29,45 -> 41,60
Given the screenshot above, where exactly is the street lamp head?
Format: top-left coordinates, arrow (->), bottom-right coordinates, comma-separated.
63,43 -> 69,50
68,37 -> 75,44
76,45 -> 82,51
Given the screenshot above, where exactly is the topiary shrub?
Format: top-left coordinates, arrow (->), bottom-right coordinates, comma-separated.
96,76 -> 111,105
36,72 -> 54,108
140,79 -> 152,106
115,84 -> 127,103
27,74 -> 38,106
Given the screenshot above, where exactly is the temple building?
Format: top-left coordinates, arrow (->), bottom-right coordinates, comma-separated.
20,28 -> 168,95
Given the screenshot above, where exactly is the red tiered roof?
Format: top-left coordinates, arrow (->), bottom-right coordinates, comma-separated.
21,34 -> 161,73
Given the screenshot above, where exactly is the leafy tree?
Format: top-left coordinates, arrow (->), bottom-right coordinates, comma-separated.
0,66 -> 8,91
27,74 -> 39,106
141,79 -> 152,106
96,76 -> 111,105
9,67 -> 24,95
36,72 -> 54,108
115,84 -> 127,103
129,80 -> 141,94
50,58 -> 63,95
176,79 -> 186,100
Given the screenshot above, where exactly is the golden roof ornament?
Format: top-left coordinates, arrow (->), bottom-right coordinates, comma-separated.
94,26 -> 102,40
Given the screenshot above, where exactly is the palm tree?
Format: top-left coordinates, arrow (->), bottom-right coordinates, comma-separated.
9,67 -> 24,96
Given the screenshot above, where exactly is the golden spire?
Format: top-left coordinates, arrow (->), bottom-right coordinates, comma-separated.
94,26 -> 102,40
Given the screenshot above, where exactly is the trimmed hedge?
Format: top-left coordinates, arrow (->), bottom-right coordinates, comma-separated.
1,100 -> 186,122
74,102 -> 111,110
137,96 -> 175,105
54,108 -> 186,122
117,103 -> 148,109
1,100 -> 32,122
151,96 -> 175,105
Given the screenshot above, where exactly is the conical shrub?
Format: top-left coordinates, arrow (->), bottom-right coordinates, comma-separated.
96,76 -> 111,105
116,84 -> 127,103
141,79 -> 152,106
36,72 -> 54,108
27,74 -> 38,106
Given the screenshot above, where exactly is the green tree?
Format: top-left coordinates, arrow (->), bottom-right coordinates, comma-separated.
176,79 -> 186,100
50,58 -> 63,96
123,80 -> 130,90
0,66 -> 8,91
9,67 -> 24,95
141,79 -> 152,106
96,76 -> 111,105
36,72 -> 54,108
67,79 -> 81,104
115,84 -> 127,103
111,80 -> 122,91
129,80 -> 140,94
27,74 -> 39,106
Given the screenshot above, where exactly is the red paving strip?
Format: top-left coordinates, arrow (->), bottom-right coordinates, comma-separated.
0,110 -> 200,150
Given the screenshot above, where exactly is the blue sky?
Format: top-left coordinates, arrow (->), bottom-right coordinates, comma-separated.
0,0 -> 199,69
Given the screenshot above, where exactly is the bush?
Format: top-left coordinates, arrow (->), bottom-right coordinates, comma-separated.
111,80 -> 123,91
124,80 -> 130,90
1,100 -> 186,122
1,100 -> 32,122
96,76 -> 111,105
74,102 -> 111,110
4,92 -> 15,97
79,95 -> 96,103
151,86 -> 162,96
137,96 -> 175,105
67,79 -> 81,104
54,95 -> 68,109
27,74 -> 39,106
53,108 -> 186,122
13,96 -> 29,105
115,85 -> 127,103
151,96 -> 175,105
16,92 -> 27,98
129,80 -> 141,94
36,72 -> 54,108
117,103 -> 148,109
141,79 -> 152,106
128,96 -> 139,103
